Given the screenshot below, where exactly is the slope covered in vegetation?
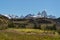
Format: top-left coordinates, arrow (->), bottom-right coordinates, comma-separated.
0,29 -> 60,40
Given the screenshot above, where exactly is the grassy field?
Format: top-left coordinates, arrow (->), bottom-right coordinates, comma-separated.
0,28 -> 60,40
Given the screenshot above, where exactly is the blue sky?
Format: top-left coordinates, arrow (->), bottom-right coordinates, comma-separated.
0,0 -> 60,17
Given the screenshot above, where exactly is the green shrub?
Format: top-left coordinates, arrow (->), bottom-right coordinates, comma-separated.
19,24 -> 26,28
46,24 -> 56,30
8,22 -> 15,28
57,29 -> 60,34
0,26 -> 7,30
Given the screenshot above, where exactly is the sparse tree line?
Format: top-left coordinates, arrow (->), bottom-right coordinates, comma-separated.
7,18 -> 60,34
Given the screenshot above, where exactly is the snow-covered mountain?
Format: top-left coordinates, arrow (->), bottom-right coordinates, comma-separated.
2,14 -> 20,19
3,14 -> 11,19
0,10 -> 56,19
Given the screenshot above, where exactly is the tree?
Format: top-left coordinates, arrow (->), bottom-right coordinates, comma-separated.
46,24 -> 56,30
32,18 -> 41,29
8,21 -> 15,28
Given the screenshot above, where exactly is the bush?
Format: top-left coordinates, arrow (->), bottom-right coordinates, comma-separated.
0,26 -> 7,30
45,24 -> 56,30
57,30 -> 60,34
8,22 -> 15,28
33,23 -> 41,29
19,24 -> 26,28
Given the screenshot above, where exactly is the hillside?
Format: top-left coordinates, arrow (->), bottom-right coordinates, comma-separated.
0,14 -> 60,40
0,14 -> 60,30
0,14 -> 9,30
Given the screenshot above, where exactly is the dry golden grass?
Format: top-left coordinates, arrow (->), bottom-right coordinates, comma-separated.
0,28 -> 59,40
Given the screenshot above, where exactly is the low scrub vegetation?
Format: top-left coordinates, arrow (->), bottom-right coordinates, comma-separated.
0,29 -> 60,40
